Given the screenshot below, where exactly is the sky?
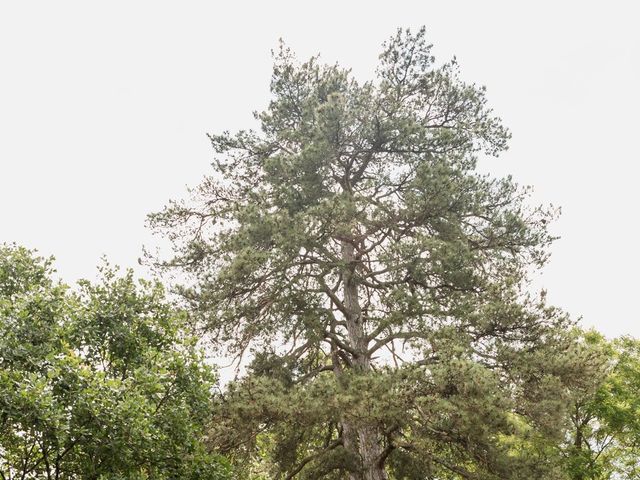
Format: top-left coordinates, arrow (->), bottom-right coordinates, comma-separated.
1,1 -> 639,338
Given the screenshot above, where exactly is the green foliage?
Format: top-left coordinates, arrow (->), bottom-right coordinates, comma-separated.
562,332 -> 640,479
150,28 -> 607,479
0,244 -> 232,480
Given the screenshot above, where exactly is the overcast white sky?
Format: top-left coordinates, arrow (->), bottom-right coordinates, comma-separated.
1,1 -> 639,338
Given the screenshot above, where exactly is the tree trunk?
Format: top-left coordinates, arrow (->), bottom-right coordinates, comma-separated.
340,240 -> 388,480
572,423 -> 584,480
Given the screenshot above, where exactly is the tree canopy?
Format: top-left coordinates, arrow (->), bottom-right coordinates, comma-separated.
562,333 -> 640,480
0,245 -> 231,480
149,28 -> 604,479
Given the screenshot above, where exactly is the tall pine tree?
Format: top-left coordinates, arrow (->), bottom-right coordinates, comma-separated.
149,28 -> 599,479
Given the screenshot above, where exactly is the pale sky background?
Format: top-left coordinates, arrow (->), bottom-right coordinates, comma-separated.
1,1 -> 639,338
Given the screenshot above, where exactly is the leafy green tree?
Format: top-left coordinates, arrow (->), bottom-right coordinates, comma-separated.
150,28 -> 601,479
563,333 -> 640,480
0,244 -> 231,480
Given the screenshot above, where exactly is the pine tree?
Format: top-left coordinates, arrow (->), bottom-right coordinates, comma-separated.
149,28 -> 598,479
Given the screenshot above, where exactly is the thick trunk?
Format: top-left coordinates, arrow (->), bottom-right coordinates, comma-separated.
340,240 -> 388,480
358,425 -> 387,480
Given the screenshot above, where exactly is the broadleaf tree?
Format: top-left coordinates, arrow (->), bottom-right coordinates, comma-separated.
149,28 -> 602,479
0,245 -> 232,480
563,333 -> 640,480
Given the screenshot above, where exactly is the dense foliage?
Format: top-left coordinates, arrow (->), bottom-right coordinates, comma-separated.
562,333 -> 640,479
149,28 -> 608,479
0,245 -> 231,480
